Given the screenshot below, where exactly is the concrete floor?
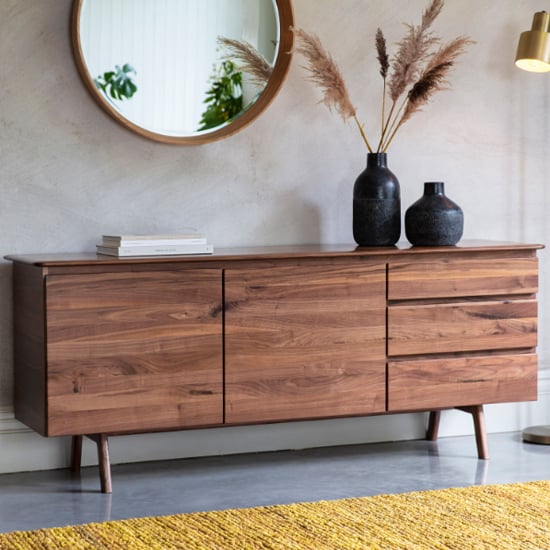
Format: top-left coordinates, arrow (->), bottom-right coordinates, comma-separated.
0,432 -> 548,534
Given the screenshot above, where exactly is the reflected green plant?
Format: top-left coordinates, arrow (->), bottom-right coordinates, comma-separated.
94,63 -> 138,102
198,60 -> 243,131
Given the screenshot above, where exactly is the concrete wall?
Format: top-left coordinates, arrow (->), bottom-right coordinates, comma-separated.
1,0 -> 549,473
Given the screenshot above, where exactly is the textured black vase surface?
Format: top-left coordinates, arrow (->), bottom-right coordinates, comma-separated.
353,153 -> 401,246
405,181 -> 463,246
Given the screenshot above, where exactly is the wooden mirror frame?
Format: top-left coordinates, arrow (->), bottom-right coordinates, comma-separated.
71,0 -> 294,145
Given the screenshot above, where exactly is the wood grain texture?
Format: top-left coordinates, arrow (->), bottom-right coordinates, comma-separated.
388,299 -> 537,356
225,264 -> 387,424
45,269 -> 223,436
388,258 -> 538,300
388,353 -> 537,411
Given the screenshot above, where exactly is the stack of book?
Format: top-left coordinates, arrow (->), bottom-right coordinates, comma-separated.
96,234 -> 214,257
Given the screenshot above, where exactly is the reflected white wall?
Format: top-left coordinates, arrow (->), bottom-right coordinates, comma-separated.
80,0 -> 276,135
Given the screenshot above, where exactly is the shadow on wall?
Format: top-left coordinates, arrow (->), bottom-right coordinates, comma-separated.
0,261 -> 14,408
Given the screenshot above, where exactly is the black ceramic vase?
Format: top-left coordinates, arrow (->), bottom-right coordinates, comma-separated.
405,181 -> 463,246
353,153 -> 401,246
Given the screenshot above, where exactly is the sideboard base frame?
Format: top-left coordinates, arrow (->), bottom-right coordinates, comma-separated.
427,406 -> 488,460
71,435 -> 112,494
70,405 -> 489,494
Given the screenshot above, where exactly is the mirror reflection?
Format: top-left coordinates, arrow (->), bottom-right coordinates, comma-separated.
77,0 -> 281,138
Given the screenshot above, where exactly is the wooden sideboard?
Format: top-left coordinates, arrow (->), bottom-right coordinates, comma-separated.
6,241 -> 541,493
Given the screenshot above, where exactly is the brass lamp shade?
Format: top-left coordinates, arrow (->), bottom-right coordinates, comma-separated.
515,11 -> 550,72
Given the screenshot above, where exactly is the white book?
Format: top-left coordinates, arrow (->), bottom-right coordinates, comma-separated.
96,243 -> 214,257
102,234 -> 207,247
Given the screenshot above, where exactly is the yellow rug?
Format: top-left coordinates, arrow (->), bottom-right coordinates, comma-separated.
1,481 -> 549,549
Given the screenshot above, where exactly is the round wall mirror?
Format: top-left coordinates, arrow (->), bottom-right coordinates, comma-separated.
71,0 -> 294,144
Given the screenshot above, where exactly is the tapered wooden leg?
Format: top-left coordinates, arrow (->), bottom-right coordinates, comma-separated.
87,434 -> 112,493
470,405 -> 489,460
70,435 -> 83,473
96,434 -> 112,494
457,405 -> 489,460
426,411 -> 441,441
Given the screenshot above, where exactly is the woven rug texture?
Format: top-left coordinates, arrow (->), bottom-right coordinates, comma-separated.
0,480 -> 549,549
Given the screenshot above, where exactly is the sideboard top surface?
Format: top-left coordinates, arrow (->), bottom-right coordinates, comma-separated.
4,240 -> 544,267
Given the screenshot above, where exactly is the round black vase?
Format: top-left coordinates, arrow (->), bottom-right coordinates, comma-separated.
353,153 -> 401,246
405,181 -> 464,246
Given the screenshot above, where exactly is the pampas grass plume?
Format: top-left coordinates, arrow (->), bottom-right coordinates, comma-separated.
293,0 -> 473,152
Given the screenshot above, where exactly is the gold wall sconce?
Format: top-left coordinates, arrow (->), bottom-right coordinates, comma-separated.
516,11 -> 550,72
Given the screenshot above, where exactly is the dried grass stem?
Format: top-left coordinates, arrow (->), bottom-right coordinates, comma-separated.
294,27 -> 373,152
292,0 -> 472,153
217,37 -> 273,87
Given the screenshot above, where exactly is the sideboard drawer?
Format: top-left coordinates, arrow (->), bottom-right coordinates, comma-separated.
388,299 -> 537,356
388,353 -> 537,411
388,258 -> 538,300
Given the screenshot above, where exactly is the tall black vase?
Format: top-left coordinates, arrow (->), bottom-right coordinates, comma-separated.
353,153 -> 401,246
405,181 -> 463,246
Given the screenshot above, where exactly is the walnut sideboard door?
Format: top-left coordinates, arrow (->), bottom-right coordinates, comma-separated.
224,263 -> 387,424
44,269 -> 223,436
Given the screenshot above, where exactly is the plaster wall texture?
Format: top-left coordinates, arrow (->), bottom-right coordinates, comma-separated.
0,0 -> 549,472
